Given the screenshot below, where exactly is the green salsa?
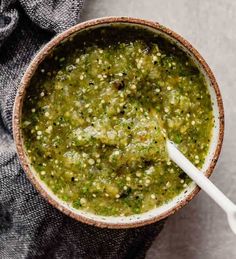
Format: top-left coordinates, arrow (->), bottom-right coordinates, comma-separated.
22,25 -> 213,216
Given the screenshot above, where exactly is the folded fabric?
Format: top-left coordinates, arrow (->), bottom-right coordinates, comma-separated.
0,1 -> 165,258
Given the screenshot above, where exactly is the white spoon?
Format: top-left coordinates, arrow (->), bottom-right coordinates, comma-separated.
167,140 -> 236,234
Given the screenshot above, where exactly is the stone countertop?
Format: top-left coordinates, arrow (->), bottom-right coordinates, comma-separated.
81,1 -> 236,258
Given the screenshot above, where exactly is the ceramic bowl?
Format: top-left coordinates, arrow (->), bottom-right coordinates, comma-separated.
13,17 -> 224,228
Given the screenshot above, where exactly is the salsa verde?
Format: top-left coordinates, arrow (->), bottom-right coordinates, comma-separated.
22,25 -> 213,216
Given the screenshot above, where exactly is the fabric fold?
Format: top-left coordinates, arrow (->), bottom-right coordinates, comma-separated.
0,8 -> 19,47
19,0 -> 84,33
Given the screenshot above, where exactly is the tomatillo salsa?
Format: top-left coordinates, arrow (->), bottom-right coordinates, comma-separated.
22,25 -> 213,216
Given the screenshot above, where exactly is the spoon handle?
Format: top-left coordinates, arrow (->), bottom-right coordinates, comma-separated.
167,140 -> 235,213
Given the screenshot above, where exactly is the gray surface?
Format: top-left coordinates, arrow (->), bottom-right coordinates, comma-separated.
81,0 -> 236,258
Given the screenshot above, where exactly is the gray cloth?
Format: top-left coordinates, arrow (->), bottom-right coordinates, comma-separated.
0,1 -> 165,258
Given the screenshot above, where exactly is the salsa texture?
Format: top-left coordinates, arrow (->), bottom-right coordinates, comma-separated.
22,26 -> 213,216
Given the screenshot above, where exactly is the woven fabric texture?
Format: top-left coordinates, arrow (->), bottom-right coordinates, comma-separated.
0,1 -> 165,258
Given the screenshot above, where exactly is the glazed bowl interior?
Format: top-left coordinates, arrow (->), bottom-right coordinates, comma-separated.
13,17 -> 224,228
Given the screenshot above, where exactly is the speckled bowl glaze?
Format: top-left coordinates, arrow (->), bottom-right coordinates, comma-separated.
13,17 -> 224,229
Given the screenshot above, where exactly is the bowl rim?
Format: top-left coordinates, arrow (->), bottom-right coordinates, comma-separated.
13,16 -> 225,229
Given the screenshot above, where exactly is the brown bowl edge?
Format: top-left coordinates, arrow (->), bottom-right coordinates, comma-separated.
13,16 -> 225,229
